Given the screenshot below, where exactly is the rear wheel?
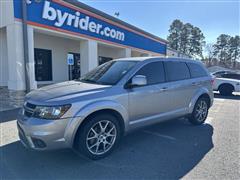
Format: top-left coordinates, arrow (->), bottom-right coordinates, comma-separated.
74,114 -> 122,160
219,84 -> 234,96
189,97 -> 209,125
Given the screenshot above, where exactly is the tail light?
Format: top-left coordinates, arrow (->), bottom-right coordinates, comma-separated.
210,77 -> 215,86
210,74 -> 216,87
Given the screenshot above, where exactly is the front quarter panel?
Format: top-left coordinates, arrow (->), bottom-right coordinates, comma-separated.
64,100 -> 129,146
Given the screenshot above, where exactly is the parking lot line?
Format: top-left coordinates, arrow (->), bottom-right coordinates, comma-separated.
143,130 -> 177,141
214,98 -> 225,102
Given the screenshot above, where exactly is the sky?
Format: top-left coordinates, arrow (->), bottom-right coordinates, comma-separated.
80,0 -> 240,44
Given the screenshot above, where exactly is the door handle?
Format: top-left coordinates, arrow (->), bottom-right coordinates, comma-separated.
159,87 -> 168,92
150,87 -> 168,94
192,82 -> 200,86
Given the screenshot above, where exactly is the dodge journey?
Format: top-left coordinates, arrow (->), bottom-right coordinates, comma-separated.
17,57 -> 214,159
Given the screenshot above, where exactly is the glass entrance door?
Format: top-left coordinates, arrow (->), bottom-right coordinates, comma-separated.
68,53 -> 80,80
34,48 -> 52,81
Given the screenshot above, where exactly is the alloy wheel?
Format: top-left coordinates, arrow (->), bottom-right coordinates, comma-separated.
86,120 -> 117,155
195,100 -> 208,122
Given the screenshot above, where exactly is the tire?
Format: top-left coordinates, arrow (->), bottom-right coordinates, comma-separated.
74,113 -> 122,160
219,84 -> 234,96
189,97 -> 209,125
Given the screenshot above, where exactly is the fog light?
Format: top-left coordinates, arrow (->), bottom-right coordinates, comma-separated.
32,138 -> 46,148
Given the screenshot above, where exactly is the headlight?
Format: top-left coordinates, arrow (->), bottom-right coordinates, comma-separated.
33,104 -> 71,119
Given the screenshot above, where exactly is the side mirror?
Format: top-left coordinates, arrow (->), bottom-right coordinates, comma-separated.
130,75 -> 147,87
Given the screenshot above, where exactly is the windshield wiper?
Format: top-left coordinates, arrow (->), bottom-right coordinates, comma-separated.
79,79 -> 98,84
79,79 -> 112,85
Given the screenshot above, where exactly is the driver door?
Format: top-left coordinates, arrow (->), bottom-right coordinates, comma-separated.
128,61 -> 171,123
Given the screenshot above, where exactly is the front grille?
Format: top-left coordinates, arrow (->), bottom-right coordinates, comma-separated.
26,102 -> 36,109
32,138 -> 47,148
23,102 -> 36,118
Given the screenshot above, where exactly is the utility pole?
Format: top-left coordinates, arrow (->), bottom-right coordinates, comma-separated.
22,0 -> 31,93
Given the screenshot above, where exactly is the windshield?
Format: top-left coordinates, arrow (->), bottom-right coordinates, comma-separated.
79,60 -> 138,85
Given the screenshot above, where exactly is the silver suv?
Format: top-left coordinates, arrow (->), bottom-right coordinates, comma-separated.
17,57 -> 214,159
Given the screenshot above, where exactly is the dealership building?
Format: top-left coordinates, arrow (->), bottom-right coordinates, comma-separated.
0,0 -> 168,91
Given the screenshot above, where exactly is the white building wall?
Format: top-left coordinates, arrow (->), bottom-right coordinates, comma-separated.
27,26 -> 37,90
98,46 -> 121,59
0,0 -> 14,28
6,23 -> 26,90
0,27 -> 8,86
80,39 -> 98,76
132,51 -> 146,57
118,48 -> 131,58
98,46 -> 131,60
34,33 -> 80,83
167,48 -> 178,57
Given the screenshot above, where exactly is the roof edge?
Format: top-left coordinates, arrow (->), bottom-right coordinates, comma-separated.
63,0 -> 168,44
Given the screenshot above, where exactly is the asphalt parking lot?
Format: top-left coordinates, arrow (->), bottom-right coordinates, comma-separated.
0,93 -> 239,180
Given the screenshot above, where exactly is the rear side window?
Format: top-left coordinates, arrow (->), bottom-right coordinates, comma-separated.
135,61 -> 165,85
187,63 -> 208,78
164,61 -> 190,81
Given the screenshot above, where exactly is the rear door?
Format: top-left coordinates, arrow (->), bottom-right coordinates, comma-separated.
163,61 -> 193,111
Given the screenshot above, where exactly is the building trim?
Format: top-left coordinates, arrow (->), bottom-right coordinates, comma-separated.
15,18 -> 163,56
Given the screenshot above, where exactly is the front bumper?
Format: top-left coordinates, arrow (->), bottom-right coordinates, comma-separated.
17,109 -> 72,150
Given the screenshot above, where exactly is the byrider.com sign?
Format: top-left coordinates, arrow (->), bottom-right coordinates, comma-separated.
13,0 -> 166,55
43,1 -> 125,42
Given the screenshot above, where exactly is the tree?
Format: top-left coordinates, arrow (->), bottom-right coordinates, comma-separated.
213,34 -> 231,66
204,43 -> 215,64
228,35 -> 240,67
167,19 -> 184,51
190,27 -> 205,59
167,19 -> 205,59
180,23 -> 193,55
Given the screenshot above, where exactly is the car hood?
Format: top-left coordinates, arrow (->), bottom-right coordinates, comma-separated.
25,81 -> 111,104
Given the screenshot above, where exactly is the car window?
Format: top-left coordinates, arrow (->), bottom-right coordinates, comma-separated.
187,63 -> 208,78
79,60 -> 137,85
135,61 -> 165,85
221,73 -> 240,80
212,71 -> 225,76
164,61 -> 190,81
215,73 -> 223,78
213,71 -> 236,77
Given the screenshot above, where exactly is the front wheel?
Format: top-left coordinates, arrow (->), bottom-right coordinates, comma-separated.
74,114 -> 122,160
189,97 -> 209,125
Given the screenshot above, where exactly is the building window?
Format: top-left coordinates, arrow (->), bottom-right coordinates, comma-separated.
34,48 -> 52,81
99,56 -> 113,65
